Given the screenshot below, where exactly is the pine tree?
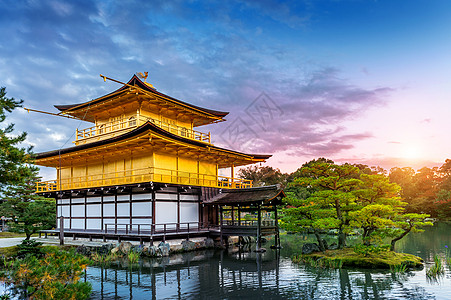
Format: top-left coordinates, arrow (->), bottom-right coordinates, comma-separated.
0,87 -> 55,238
0,87 -> 35,191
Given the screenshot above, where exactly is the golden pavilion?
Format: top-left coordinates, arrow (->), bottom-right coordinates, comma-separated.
34,74 -> 284,246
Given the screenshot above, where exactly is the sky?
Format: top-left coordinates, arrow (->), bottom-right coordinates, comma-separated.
1,0 -> 451,179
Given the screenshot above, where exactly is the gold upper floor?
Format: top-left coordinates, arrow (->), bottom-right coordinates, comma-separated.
75,111 -> 211,145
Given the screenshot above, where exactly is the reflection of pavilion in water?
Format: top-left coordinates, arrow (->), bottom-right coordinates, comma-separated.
85,248 -> 283,299
84,245 -> 434,299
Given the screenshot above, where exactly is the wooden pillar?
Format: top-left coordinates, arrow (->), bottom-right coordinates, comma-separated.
177,189 -> 180,231
231,206 -> 235,225
151,190 -> 156,234
274,203 -> 280,248
237,205 -> 241,226
231,165 -> 235,188
219,206 -> 223,246
59,216 -> 64,246
256,204 -> 261,251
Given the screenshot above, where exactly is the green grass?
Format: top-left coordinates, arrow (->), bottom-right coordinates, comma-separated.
0,232 -> 38,238
298,247 -> 423,269
127,250 -> 140,264
390,263 -> 408,273
0,246 -> 18,257
426,255 -> 445,279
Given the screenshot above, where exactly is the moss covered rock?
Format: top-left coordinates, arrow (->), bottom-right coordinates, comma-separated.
302,248 -> 423,269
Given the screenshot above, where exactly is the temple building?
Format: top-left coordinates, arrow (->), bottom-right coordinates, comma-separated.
34,74 -> 285,246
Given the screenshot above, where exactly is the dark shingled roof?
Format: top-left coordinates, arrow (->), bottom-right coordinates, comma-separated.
54,75 -> 229,118
204,185 -> 285,205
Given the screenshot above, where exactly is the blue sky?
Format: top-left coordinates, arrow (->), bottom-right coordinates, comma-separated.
1,0 -> 451,177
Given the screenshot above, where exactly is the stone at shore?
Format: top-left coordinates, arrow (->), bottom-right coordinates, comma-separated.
118,242 -> 133,254
302,243 -> 320,254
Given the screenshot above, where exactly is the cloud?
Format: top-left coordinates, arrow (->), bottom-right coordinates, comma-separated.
335,156 -> 443,172
213,67 -> 391,156
0,0 -> 392,164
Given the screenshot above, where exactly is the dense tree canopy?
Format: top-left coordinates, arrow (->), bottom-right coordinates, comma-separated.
0,87 -> 55,237
0,87 -> 35,191
238,165 -> 288,187
271,159 -> 434,252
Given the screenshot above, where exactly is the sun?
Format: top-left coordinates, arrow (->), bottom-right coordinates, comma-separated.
401,146 -> 422,160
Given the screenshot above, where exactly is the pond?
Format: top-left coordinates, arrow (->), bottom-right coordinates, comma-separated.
84,223 -> 451,299
2,223 -> 451,299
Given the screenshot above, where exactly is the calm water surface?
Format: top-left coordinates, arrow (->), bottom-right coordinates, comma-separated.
2,223 -> 451,299
85,223 -> 451,299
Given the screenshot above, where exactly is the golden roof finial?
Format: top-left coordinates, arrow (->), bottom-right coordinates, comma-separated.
137,71 -> 155,89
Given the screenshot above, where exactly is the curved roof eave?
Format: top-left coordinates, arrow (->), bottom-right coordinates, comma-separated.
203,184 -> 286,205
35,121 -> 271,161
54,75 -> 229,118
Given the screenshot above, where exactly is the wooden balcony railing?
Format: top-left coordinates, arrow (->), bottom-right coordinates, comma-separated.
35,166 -> 252,193
75,114 -> 211,144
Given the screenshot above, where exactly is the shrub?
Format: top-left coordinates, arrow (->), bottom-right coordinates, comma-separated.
16,239 -> 43,258
3,248 -> 92,299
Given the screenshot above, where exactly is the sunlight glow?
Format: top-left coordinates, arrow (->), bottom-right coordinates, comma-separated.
401,146 -> 422,160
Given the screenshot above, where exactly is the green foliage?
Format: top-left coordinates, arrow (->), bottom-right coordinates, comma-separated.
388,213 -> 433,251
388,162 -> 451,219
390,263 -> 408,273
281,158 -> 433,252
0,87 -> 55,240
281,159 -> 362,249
1,198 -> 56,240
2,248 -> 92,299
292,255 -> 343,269
426,255 -> 445,279
435,189 -> 451,220
298,247 -> 423,269
353,243 -> 390,257
16,239 -> 43,258
90,251 -> 120,267
0,87 -> 35,190
127,249 -> 140,264
238,165 -> 288,187
0,294 -> 11,300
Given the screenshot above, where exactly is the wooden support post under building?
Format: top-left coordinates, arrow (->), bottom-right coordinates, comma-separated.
59,216 -> 64,246
256,204 -> 262,251
237,205 -> 241,226
274,203 -> 280,248
219,206 -> 224,246
231,206 -> 235,225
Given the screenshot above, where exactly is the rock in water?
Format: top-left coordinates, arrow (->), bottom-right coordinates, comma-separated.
205,238 -> 214,248
118,242 -> 133,254
302,243 -> 320,254
182,240 -> 196,251
158,242 -> 170,257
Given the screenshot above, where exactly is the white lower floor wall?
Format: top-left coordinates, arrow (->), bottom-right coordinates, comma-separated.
55,190 -> 200,231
